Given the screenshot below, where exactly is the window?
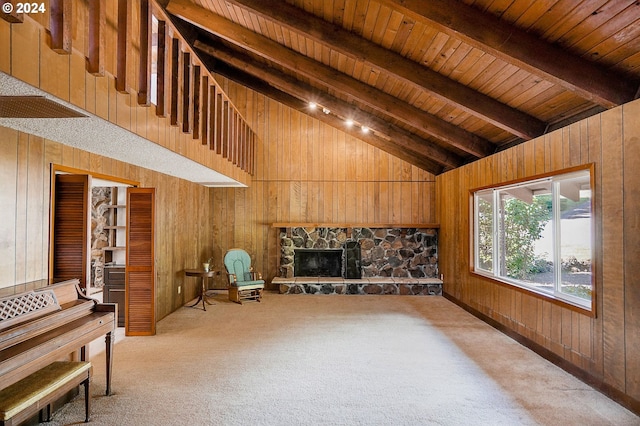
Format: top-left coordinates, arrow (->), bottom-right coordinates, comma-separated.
150,15 -> 159,106
472,165 -> 593,311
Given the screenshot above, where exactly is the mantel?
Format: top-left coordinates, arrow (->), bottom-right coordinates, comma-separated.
271,223 -> 439,229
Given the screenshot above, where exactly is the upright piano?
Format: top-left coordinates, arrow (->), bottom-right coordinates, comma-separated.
0,279 -> 116,395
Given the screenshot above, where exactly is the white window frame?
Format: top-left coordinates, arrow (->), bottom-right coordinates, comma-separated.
471,165 -> 595,313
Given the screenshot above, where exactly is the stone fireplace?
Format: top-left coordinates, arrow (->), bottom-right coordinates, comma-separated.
279,226 -> 438,280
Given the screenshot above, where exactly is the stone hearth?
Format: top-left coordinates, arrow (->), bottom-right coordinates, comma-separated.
274,277 -> 442,295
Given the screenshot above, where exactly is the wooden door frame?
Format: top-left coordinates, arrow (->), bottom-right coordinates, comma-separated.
49,164 -> 139,291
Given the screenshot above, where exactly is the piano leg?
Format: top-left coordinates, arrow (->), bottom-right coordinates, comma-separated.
105,331 -> 114,396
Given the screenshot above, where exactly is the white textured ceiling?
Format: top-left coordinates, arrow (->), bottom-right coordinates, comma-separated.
0,72 -> 244,187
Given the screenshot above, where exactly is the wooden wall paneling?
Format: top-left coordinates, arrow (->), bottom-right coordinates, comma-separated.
136,91 -> 148,138
146,106 -> 159,144
311,119 -> 322,182
600,107 -> 626,390
290,110 -> 301,181
0,19 -> 10,73
210,187 -> 223,283
170,38 -> 179,125
587,113 -> 604,375
91,72 -> 108,119
201,75 -> 208,144
251,94 -> 264,179
10,15 -> 38,86
298,114 -> 307,182
138,0 -> 151,105
579,120 -> 590,164
252,180 -> 263,277
116,0 -> 131,92
318,180 -> 334,223
26,136 -> 45,283
69,50 -> 87,110
623,100 -> 640,400
39,25 -> 70,101
87,0 -> 105,76
116,85 -> 132,130
266,100 -> 277,181
234,185 -> 247,277
192,65 -> 201,140
568,122 -> 582,167
182,51 -> 191,133
0,128 -> 19,288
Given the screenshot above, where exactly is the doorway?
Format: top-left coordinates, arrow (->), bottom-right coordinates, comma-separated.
49,165 -> 156,335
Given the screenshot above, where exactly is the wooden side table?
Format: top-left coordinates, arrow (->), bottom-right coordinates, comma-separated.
184,269 -> 216,311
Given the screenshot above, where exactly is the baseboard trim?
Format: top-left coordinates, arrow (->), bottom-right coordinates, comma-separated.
443,292 -> 640,417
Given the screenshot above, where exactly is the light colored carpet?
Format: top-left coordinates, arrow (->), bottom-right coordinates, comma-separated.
46,293 -> 638,425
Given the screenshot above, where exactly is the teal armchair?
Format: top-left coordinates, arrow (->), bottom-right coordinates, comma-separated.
223,249 -> 264,304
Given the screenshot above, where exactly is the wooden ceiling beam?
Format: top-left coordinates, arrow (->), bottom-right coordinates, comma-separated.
195,39 -> 463,170
194,39 -> 480,161
207,60 -> 446,174
376,0 -> 638,109
185,0 -> 546,139
166,0 -> 493,158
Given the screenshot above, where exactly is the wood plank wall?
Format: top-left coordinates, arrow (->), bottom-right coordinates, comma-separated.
435,99 -> 640,408
0,125 -> 214,322
208,78 -> 437,289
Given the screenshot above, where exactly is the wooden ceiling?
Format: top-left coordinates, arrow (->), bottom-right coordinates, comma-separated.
163,0 -> 640,174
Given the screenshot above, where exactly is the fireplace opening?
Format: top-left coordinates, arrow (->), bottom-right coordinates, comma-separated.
294,249 -> 343,277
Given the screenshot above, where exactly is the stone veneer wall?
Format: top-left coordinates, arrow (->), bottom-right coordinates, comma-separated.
91,187 -> 112,288
279,227 -> 438,279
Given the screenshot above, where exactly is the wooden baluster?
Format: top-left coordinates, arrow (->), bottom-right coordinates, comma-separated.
87,0 -> 105,75
170,38 -> 180,126
116,0 -> 131,92
156,21 -> 167,117
201,76 -> 209,145
192,65 -> 201,139
0,0 -> 23,22
50,0 -> 72,54
215,92 -> 223,154
182,52 -> 191,133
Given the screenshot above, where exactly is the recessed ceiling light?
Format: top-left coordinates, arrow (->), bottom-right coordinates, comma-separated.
345,119 -> 354,127
361,126 -> 369,133
309,102 -> 317,109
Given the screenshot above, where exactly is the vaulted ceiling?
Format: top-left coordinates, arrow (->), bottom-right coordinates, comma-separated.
162,0 -> 640,174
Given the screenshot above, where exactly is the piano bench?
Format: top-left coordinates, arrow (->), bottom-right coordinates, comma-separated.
0,361 -> 92,426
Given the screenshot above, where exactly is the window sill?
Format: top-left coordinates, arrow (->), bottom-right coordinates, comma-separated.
470,270 -> 595,318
